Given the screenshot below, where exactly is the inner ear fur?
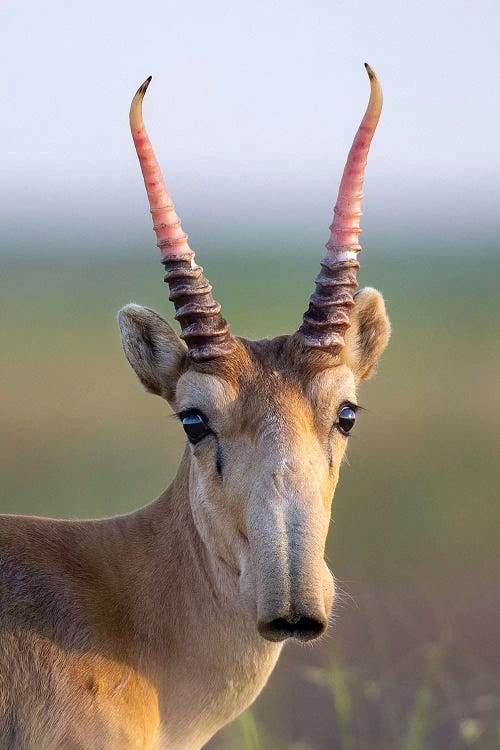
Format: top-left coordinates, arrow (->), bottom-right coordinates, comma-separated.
118,304 -> 187,402
343,287 -> 391,381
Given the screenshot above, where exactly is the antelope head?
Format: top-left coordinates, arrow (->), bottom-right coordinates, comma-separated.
119,66 -> 390,643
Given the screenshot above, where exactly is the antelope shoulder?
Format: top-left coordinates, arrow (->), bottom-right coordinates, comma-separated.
0,516 -> 160,750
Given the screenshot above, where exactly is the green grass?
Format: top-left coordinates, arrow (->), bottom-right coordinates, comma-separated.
237,711 -> 263,750
2,253 -> 499,749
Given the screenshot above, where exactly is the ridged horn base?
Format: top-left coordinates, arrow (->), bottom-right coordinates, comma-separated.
299,253 -> 360,350
162,252 -> 234,362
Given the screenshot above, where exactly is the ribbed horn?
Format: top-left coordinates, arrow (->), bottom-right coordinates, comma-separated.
299,64 -> 383,351
130,77 -> 234,362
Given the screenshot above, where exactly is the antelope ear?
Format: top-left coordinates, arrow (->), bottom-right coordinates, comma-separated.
118,304 -> 187,402
343,288 -> 391,381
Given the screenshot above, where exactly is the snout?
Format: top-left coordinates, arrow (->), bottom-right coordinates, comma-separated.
246,475 -> 334,645
249,526 -> 334,644
258,610 -> 328,642
256,565 -> 333,643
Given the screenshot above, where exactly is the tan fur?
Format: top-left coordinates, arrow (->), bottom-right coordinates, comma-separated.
0,292 -> 389,749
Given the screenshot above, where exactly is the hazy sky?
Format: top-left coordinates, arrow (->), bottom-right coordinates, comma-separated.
1,0 -> 499,255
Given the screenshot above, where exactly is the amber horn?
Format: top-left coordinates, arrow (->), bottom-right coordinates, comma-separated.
299,64 -> 383,351
129,77 -> 233,362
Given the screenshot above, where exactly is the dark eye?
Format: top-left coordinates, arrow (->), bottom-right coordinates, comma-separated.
181,411 -> 211,444
337,405 -> 357,436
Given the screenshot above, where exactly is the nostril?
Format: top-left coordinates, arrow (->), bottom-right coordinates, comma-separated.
258,616 -> 327,642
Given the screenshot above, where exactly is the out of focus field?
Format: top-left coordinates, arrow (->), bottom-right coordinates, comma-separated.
1,252 -> 499,749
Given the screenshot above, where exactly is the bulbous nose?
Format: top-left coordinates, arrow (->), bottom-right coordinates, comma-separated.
258,612 -> 328,642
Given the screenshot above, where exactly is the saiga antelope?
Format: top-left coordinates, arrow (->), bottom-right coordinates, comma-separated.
0,65 -> 390,749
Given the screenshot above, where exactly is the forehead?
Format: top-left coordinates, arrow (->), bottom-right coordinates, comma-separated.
176,372 -> 239,412
176,337 -> 356,418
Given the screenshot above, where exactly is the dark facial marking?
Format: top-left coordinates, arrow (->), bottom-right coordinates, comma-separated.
215,444 -> 223,478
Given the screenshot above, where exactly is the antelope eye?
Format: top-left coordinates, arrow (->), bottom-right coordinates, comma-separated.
337,405 -> 357,436
181,411 -> 211,444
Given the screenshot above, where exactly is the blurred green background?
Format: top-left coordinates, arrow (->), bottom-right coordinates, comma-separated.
2,248 -> 499,749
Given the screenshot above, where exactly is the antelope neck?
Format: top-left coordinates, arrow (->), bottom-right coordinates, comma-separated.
107,453 -> 281,747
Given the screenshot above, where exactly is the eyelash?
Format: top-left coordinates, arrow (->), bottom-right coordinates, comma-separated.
342,401 -> 360,412
175,409 -> 209,424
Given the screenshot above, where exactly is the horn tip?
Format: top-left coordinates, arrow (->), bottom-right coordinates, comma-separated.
135,75 -> 152,98
364,62 -> 376,80
130,76 -> 152,131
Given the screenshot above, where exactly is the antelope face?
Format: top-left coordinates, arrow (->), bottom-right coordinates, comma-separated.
119,65 -> 390,642
119,288 -> 389,642
176,343 -> 348,642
